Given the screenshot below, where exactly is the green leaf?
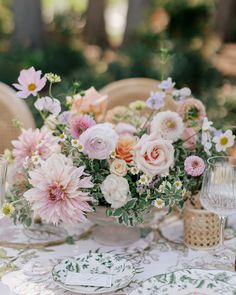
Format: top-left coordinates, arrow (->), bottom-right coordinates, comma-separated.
122,211 -> 129,225
113,208 -> 123,217
106,208 -> 113,217
25,217 -> 32,227
65,236 -> 75,244
125,198 -> 137,209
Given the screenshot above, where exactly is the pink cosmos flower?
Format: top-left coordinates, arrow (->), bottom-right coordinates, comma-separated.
70,115 -> 96,139
181,128 -> 198,150
13,67 -> 46,99
184,155 -> 205,177
24,154 -> 94,224
177,98 -> 206,123
79,123 -> 119,160
12,127 -> 60,168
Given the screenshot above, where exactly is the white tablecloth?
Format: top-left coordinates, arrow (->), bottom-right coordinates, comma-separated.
0,215 -> 236,295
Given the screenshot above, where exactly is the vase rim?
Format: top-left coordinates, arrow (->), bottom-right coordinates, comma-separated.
207,156 -> 236,167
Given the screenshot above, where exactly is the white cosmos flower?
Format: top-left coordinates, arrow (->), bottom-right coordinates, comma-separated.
213,130 -> 235,152
151,111 -> 184,142
202,117 -> 213,131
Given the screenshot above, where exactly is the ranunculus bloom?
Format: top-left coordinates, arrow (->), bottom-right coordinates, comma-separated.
13,67 -> 46,99
79,123 -> 118,160
181,128 -> 198,150
177,98 -> 206,124
34,96 -> 61,116
101,174 -> 130,209
71,87 -> 108,121
116,135 -> 136,163
12,127 -> 60,168
70,115 -> 96,139
115,122 -> 137,136
24,154 -> 94,224
110,159 -> 127,177
184,155 -> 205,177
134,133 -> 174,177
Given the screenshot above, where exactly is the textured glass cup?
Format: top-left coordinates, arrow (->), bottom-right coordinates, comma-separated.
0,155 -> 7,218
200,156 -> 236,249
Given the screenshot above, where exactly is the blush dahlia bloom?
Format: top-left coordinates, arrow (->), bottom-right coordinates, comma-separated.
79,123 -> 119,160
13,67 -> 46,99
12,127 -> 60,168
24,154 -> 94,224
70,115 -> 96,139
184,155 -> 205,177
151,111 -> 184,142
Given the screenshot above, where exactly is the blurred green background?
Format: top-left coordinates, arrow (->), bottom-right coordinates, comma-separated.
0,0 -> 236,128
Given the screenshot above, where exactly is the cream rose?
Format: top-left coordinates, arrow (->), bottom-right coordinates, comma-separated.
101,174 -> 130,209
110,159 -> 127,177
134,133 -> 174,177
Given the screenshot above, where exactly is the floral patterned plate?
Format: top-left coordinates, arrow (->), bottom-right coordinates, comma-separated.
52,252 -> 135,294
129,269 -> 236,295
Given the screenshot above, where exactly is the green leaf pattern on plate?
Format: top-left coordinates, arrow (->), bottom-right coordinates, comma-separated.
129,269 -> 236,295
52,252 -> 135,294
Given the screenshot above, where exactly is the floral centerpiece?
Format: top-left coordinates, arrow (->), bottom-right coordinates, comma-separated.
2,68 -> 235,229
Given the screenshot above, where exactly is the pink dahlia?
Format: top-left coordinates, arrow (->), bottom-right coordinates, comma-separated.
70,115 -> 96,139
13,67 -> 46,99
12,127 -> 60,168
184,155 -> 205,177
177,98 -> 206,123
24,154 -> 94,224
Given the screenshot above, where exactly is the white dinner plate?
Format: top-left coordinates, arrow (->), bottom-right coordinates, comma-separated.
52,252 -> 135,294
129,268 -> 236,295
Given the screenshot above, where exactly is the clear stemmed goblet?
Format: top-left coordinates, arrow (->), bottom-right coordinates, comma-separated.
200,156 -> 236,260
0,155 -> 7,219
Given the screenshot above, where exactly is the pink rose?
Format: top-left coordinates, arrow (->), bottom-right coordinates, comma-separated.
79,123 -> 118,160
133,133 -> 174,177
181,128 -> 198,150
115,123 -> 137,136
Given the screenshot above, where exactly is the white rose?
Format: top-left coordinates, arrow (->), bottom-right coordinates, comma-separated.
101,174 -> 130,209
110,159 -> 127,177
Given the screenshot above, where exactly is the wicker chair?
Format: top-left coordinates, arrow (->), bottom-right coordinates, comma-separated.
0,82 -> 35,153
99,77 -> 176,111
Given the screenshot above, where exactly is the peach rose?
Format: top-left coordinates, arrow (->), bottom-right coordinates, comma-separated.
71,87 -> 108,121
134,133 -> 174,177
116,135 -> 136,163
181,128 -> 198,150
110,159 -> 127,177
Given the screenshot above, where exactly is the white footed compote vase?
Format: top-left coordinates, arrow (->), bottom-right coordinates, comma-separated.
88,206 -> 141,246
200,156 -> 236,262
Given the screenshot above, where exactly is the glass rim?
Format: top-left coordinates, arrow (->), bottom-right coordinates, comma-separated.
207,156 -> 236,167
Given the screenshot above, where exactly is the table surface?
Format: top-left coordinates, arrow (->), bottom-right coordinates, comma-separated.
0,213 -> 236,295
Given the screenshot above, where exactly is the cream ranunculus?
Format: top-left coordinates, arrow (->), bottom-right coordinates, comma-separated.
101,174 -> 130,209
110,159 -> 127,177
134,133 -> 174,177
